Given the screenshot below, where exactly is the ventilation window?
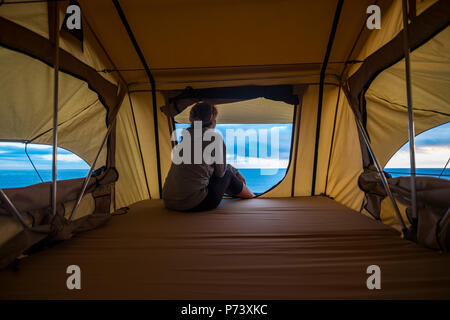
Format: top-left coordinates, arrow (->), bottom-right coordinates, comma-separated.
173,98 -> 295,194
0,142 -> 89,188
385,122 -> 450,179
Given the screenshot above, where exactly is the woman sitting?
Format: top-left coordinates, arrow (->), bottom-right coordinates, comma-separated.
162,102 -> 255,211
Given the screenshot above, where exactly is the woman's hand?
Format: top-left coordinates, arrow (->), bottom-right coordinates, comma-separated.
235,171 -> 246,185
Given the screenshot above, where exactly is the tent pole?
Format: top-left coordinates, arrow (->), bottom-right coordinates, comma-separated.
68,117 -> 117,221
68,86 -> 126,221
51,2 -> 60,217
0,189 -> 29,229
68,92 -> 127,221
354,116 -> 408,233
402,0 -> 418,222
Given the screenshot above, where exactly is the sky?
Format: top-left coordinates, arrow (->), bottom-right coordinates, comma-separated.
385,122 -> 450,168
174,123 -> 293,169
0,142 -> 89,171
0,122 -> 448,172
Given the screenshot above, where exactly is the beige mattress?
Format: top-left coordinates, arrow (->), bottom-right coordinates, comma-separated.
1,196 -> 450,299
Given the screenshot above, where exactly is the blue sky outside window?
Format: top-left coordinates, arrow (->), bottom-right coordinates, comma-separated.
385,122 -> 450,178
0,143 -> 89,188
174,123 -> 293,194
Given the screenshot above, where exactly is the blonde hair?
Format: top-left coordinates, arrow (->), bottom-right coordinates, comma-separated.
189,102 -> 218,127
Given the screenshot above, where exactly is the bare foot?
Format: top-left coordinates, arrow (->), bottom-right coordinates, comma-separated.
235,184 -> 255,198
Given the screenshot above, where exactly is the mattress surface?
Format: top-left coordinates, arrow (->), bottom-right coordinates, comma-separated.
1,196 -> 449,299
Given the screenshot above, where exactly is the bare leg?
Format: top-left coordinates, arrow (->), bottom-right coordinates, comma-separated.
236,184 -> 255,198
227,184 -> 254,198
224,168 -> 255,198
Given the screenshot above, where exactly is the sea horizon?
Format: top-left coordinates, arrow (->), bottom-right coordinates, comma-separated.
0,167 -> 448,192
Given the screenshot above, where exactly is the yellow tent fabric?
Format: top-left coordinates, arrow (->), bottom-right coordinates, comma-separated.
175,98 -> 295,124
0,0 -> 448,237
0,2 -> 48,38
0,46 -> 108,167
366,25 -> 450,168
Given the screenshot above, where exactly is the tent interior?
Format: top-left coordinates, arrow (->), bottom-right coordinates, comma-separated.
0,0 -> 450,299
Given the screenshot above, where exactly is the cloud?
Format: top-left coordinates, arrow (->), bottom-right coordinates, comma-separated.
228,155 -> 288,169
0,142 -> 24,148
0,141 -> 89,171
39,154 -> 85,162
416,139 -> 450,148
0,159 -> 34,169
385,122 -> 449,168
177,123 -> 294,171
416,145 -> 450,154
386,145 -> 450,168
26,144 -> 53,150
267,125 -> 290,132
414,123 -> 450,148
0,142 -> 78,158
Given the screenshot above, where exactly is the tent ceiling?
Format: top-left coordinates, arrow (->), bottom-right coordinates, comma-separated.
79,0 -> 390,89
174,97 -> 294,124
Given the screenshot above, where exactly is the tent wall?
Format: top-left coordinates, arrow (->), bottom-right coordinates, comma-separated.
347,0 -> 449,127
292,85 -> 320,196
0,2 -> 122,167
0,2 -> 124,253
265,85 -> 364,211
361,26 -> 450,230
130,91 -> 172,201
366,25 -> 450,168
290,85 -> 349,198
0,46 -> 108,166
0,0 -> 123,222
115,91 -> 171,208
0,2 -> 48,39
296,0 -> 449,216
263,84 -> 365,214
115,94 -> 149,209
325,90 -> 365,211
344,0 -> 450,229
310,86 -> 343,196
347,0 -> 438,78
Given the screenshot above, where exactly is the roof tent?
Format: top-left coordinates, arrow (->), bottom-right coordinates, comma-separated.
0,0 -> 449,299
